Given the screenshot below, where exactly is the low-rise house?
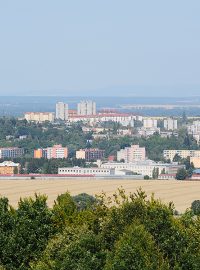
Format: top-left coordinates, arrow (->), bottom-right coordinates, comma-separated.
0,161 -> 20,174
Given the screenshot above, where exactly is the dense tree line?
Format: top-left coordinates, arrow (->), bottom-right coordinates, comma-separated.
0,189 -> 200,269
0,118 -> 89,157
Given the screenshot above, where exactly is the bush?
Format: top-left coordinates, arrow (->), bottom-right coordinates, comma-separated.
191,200 -> 200,215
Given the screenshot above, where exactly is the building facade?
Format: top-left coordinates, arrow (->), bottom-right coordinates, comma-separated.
163,149 -> 200,161
34,149 -> 48,159
101,160 -> 184,178
138,127 -> 160,137
69,112 -> 135,127
164,118 -> 178,131
24,112 -> 55,122
56,102 -> 68,120
47,145 -> 68,159
76,148 -> 105,161
0,147 -> 24,159
187,120 -> 200,144
117,145 -> 146,162
77,100 -> 96,115
190,157 -> 200,168
58,166 -> 114,176
0,161 -> 20,174
143,118 -> 157,128
34,145 -> 68,159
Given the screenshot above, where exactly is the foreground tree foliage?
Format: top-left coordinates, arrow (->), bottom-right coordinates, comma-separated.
0,190 -> 200,270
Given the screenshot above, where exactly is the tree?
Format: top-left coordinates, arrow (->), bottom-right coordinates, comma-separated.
152,167 -> 159,179
173,154 -> 182,163
0,194 -> 54,270
52,192 -> 77,230
144,175 -> 150,180
73,193 -> 97,211
161,168 -> 165,174
182,111 -> 187,124
32,227 -> 106,270
0,197 -> 15,267
191,200 -> 200,215
176,168 -> 187,180
105,222 -> 169,270
13,166 -> 18,174
187,167 -> 194,178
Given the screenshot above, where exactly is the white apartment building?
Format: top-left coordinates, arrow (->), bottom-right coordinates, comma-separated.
101,160 -> 184,178
163,149 -> 200,161
164,118 -> 178,131
188,121 -> 200,134
117,145 -> 146,162
187,121 -> 200,144
77,100 -> 96,115
58,166 -> 114,176
69,113 -> 135,127
138,127 -> 160,137
143,118 -> 157,128
56,102 -> 68,120
24,112 -> 55,122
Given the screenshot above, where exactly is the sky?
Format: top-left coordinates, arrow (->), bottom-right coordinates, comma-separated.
0,0 -> 200,97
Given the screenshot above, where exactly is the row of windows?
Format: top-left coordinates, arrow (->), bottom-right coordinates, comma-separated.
60,169 -> 109,173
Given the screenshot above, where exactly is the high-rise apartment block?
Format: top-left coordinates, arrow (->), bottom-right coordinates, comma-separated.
76,148 -> 105,161
143,118 -> 157,128
56,102 -> 68,120
0,147 -> 24,159
77,100 -> 96,115
164,118 -> 177,130
117,145 -> 146,163
47,145 -> 68,159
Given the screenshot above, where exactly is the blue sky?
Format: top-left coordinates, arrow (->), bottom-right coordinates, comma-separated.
0,0 -> 200,96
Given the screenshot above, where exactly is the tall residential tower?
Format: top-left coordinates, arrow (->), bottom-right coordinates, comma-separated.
77,100 -> 96,116
56,102 -> 68,120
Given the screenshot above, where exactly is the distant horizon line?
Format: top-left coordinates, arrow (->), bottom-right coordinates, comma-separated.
0,95 -> 200,98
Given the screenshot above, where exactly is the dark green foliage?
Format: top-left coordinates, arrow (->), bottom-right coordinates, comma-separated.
0,197 -> 16,267
152,167 -> 159,179
173,153 -> 182,162
52,192 -> 76,230
0,195 -> 54,270
176,168 -> 187,180
1,190 -> 200,270
73,193 -> 97,211
104,222 -> 169,270
32,227 -> 106,270
191,200 -> 200,215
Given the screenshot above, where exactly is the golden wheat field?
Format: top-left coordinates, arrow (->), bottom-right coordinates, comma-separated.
0,178 -> 200,212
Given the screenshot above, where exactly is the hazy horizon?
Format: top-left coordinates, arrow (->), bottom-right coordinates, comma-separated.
0,1 -> 200,97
